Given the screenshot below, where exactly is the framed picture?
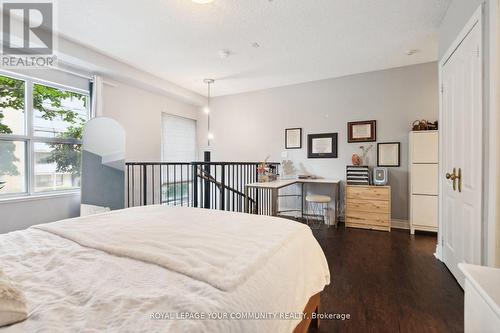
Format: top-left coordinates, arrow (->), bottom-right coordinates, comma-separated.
308,133 -> 338,158
285,128 -> 302,149
377,142 -> 400,167
348,120 -> 376,143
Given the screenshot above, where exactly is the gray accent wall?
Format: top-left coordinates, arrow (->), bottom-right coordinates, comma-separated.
81,150 -> 125,210
197,62 -> 439,220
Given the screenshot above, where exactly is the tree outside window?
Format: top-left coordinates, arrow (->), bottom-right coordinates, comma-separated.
0,74 -> 89,194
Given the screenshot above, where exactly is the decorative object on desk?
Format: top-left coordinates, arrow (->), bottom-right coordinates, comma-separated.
412,120 -> 438,131
307,133 -> 338,158
346,165 -> 370,185
298,174 -> 317,180
285,128 -> 302,149
257,157 -> 277,182
377,142 -> 400,167
373,167 -> 388,185
257,161 -> 268,182
267,173 -> 278,182
281,160 -> 296,179
351,154 -> 361,166
348,120 -> 376,143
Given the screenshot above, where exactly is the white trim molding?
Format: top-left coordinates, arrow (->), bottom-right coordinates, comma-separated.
391,219 -> 409,230
0,190 -> 80,204
488,0 -> 500,268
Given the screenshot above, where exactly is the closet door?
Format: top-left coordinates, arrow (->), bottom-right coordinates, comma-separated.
441,12 -> 483,287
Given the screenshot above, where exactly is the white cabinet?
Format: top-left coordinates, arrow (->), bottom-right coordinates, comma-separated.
409,131 -> 438,234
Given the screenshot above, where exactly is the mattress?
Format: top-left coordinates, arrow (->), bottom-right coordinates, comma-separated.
0,207 -> 330,333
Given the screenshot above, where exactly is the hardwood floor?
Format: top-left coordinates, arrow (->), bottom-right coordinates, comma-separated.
309,226 -> 463,333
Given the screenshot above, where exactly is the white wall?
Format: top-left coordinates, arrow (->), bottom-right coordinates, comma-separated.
101,80 -> 199,162
0,193 -> 80,233
198,62 -> 439,221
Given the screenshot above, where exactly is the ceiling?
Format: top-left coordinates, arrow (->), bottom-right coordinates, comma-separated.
57,0 -> 451,97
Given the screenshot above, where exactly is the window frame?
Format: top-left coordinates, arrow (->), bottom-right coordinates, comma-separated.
0,70 -> 91,199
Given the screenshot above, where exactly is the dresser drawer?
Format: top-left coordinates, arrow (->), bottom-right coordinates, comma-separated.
346,186 -> 390,201
346,198 -> 389,214
345,210 -> 390,227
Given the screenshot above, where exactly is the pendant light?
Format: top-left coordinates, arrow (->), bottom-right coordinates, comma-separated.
203,78 -> 214,147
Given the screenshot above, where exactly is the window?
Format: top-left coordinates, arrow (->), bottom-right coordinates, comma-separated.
0,73 -> 90,197
161,113 -> 197,162
161,113 -> 196,204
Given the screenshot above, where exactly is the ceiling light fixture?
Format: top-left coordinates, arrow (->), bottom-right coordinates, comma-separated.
204,78 -> 215,146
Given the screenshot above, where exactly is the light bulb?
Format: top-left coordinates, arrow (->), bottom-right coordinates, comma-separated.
203,106 -> 210,114
207,132 -> 214,140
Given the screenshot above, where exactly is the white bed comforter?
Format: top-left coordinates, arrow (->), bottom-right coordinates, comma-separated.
33,206 -> 308,291
0,206 -> 330,333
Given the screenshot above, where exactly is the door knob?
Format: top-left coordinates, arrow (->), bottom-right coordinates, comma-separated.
445,168 -> 462,192
446,168 -> 457,191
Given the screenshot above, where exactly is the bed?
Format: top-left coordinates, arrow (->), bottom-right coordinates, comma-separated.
0,205 -> 330,332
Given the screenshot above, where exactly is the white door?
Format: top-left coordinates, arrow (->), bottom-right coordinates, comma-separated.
441,17 -> 482,287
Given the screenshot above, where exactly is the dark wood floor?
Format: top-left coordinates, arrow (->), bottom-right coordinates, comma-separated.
309,225 -> 463,333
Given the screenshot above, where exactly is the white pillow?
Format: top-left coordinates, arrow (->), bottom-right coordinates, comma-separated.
0,270 -> 27,327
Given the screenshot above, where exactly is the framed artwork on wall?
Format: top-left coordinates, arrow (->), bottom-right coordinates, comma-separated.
285,128 -> 302,149
347,120 -> 377,143
377,142 -> 400,167
307,133 -> 338,158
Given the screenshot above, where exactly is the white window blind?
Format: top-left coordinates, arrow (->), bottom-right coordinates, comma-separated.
161,113 -> 196,162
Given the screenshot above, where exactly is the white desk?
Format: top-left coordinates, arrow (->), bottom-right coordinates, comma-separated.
244,178 -> 341,223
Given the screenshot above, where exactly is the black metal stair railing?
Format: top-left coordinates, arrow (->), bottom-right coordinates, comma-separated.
125,162 -> 279,215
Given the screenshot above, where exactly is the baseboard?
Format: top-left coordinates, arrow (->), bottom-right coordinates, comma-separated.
391,219 -> 409,230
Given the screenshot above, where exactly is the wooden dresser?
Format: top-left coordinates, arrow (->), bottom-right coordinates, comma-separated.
345,185 -> 391,232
